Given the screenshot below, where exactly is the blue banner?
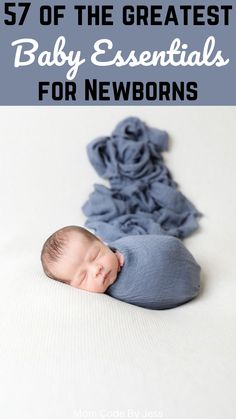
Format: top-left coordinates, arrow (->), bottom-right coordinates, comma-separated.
0,0 -> 235,105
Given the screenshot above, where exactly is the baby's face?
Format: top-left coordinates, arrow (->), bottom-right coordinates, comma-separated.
52,232 -> 123,293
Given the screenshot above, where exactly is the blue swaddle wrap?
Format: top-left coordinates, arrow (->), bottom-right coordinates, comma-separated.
82,117 -> 202,309
106,235 -> 201,310
82,117 -> 201,242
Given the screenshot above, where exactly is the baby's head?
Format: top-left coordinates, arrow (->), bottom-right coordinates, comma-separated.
41,226 -> 123,293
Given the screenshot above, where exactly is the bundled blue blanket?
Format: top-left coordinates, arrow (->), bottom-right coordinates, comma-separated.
106,235 -> 201,310
82,117 -> 201,242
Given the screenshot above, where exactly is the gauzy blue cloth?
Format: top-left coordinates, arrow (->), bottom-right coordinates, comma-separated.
82,117 -> 202,242
106,235 -> 201,310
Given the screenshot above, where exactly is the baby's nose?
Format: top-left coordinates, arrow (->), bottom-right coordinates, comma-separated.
93,263 -> 104,278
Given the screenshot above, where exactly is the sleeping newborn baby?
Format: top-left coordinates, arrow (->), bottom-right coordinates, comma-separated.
41,225 -> 201,310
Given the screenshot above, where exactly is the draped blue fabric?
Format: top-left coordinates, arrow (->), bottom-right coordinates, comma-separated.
82,117 -> 201,242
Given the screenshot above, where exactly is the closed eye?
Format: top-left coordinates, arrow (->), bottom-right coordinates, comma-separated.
80,272 -> 86,284
92,251 -> 100,261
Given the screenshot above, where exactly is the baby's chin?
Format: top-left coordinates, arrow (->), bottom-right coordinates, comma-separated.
102,271 -> 117,291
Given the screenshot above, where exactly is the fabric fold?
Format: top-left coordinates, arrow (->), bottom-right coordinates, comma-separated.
83,117 -> 202,242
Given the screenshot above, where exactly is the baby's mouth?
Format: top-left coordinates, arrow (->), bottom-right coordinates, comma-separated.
103,271 -> 111,282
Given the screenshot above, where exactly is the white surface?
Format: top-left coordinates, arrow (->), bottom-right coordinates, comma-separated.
0,107 -> 235,419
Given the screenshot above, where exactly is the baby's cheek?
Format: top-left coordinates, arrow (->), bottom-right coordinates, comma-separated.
89,281 -> 105,293
95,284 -> 106,293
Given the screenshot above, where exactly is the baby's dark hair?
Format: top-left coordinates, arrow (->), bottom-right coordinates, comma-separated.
40,225 -> 99,283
